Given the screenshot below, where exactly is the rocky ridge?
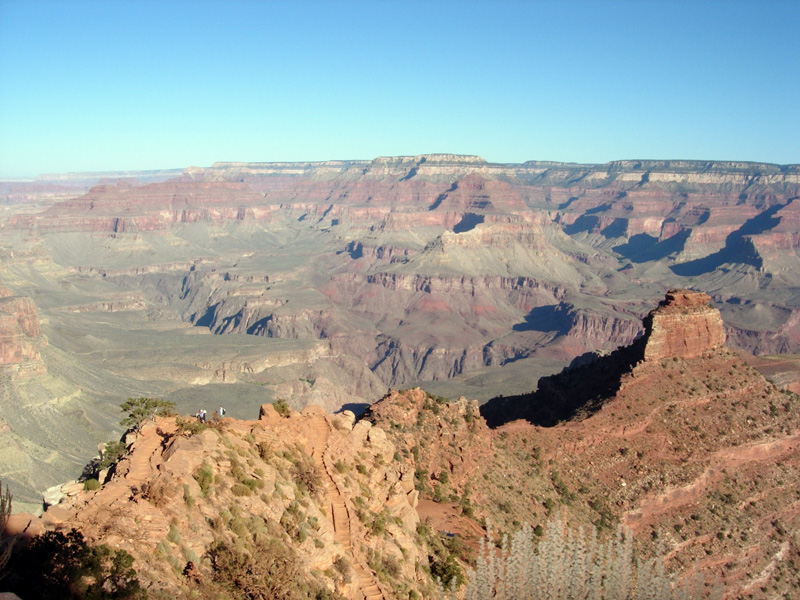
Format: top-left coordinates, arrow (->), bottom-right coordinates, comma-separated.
9,406 -> 432,599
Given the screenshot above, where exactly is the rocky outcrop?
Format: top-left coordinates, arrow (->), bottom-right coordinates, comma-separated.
481,289 -> 726,427
16,408 -> 434,599
0,285 -> 46,374
641,289 -> 726,361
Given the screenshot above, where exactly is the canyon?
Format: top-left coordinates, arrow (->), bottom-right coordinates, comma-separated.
3,290 -> 799,599
1,154 -> 799,509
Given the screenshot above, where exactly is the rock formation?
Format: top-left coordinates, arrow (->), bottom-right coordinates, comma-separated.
641,289 -> 727,361
8,407 -> 431,599
481,289 -> 728,427
0,283 -> 46,374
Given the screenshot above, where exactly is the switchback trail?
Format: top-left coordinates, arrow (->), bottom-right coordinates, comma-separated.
308,415 -> 387,600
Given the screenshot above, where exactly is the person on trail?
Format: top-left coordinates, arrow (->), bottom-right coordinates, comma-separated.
200,409 -> 207,424
218,406 -> 226,417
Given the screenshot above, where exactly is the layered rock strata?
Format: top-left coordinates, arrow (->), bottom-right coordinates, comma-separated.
641,289 -> 727,361
0,284 -> 46,374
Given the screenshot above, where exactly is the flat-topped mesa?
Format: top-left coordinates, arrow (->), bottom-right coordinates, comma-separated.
642,289 -> 726,361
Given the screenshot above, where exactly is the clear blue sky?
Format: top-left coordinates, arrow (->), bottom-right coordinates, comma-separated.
1,0 -> 798,177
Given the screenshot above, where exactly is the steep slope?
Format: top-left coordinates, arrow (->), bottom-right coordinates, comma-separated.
0,279 -> 119,512
370,291 -> 800,599
17,407 -> 430,600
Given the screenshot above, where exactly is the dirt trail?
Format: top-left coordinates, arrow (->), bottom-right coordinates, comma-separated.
308,415 -> 387,600
86,424 -> 164,509
126,428 -> 163,482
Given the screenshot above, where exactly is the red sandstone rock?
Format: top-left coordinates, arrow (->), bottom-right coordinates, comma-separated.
258,403 -> 280,422
3,512 -> 44,539
642,289 -> 726,361
0,289 -> 46,370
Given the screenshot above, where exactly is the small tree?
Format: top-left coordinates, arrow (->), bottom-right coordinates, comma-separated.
3,529 -> 146,599
119,397 -> 176,432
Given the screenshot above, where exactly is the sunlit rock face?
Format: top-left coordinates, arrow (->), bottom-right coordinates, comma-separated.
642,289 -> 726,361
0,285 -> 46,373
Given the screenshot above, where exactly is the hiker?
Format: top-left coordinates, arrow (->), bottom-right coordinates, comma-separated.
199,409 -> 207,424
218,406 -> 226,417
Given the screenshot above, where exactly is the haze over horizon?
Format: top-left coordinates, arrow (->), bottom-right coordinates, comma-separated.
1,0 -> 799,178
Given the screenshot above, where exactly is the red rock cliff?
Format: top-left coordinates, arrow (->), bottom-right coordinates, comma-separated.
0,284 -> 46,371
642,289 -> 726,361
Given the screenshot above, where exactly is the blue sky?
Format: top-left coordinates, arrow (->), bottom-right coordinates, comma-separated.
1,0 -> 798,177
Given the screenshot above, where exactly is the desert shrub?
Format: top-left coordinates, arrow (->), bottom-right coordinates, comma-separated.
257,441 -> 273,460
431,552 -> 463,589
194,463 -> 215,497
367,548 -> 403,584
99,441 -> 127,470
291,456 -> 323,498
84,478 -> 101,491
414,467 -> 429,495
155,539 -> 171,556
333,555 -> 352,583
209,537 -> 331,600
231,483 -> 253,497
230,516 -> 249,538
176,416 -> 206,436
465,404 -> 474,424
167,524 -> 181,545
273,398 -> 291,418
139,480 -> 172,508
3,529 -> 146,599
457,517 -> 724,600
181,546 -> 199,564
183,484 -> 195,507
371,510 -> 389,537
460,488 -> 474,518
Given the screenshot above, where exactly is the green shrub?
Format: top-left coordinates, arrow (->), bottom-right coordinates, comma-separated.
273,398 -> 291,418
167,524 -> 181,545
99,441 -> 127,470
183,484 -> 195,507
84,478 -> 101,491
176,416 -> 206,436
231,483 -> 253,497
194,463 -> 215,497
